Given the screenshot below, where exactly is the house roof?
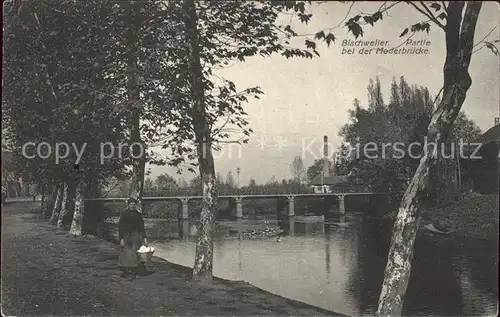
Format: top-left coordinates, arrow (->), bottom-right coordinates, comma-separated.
480,124 -> 500,145
456,125 -> 500,159
309,174 -> 350,186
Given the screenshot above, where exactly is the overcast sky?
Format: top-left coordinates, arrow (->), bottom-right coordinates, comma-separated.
148,1 -> 500,186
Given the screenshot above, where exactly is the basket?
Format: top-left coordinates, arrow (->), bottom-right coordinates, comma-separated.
137,250 -> 154,263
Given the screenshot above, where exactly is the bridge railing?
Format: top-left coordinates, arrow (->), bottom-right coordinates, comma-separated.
102,185 -> 377,198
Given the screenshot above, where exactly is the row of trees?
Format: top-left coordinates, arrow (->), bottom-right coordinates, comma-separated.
287,76 -> 481,197
281,3 -> 495,314
143,156 -> 335,194
337,76 -> 481,198
3,0 -> 496,314
143,171 -> 241,194
350,3 -> 491,315
111,171 -> 311,197
3,0 -> 320,281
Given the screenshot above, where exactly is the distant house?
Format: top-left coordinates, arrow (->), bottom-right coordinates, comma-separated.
310,174 -> 350,193
309,135 -> 353,193
468,124 -> 499,194
1,150 -> 36,198
2,151 -> 19,197
445,123 -> 500,194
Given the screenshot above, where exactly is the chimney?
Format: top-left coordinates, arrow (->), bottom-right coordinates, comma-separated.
495,117 -> 499,126
323,136 -> 329,177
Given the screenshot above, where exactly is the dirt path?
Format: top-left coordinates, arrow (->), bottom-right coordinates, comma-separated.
1,203 -> 340,316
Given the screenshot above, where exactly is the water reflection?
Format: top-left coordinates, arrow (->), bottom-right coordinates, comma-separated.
454,241 -> 499,316
178,220 -> 189,240
404,235 -> 464,316
238,238 -> 242,273
277,219 -> 295,236
150,217 -> 497,316
325,225 -> 331,280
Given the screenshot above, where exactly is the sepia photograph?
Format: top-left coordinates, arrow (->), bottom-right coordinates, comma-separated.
2,1 -> 499,316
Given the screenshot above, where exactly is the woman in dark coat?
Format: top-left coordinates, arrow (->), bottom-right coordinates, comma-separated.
118,198 -> 148,279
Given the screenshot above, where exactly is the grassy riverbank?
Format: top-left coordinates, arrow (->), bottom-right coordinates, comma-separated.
1,202 -> 340,316
421,193 -> 499,239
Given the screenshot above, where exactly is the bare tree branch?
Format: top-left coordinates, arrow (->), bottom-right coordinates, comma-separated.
211,114 -> 232,137
472,22 -> 499,49
419,1 -> 445,29
356,1 -> 401,16
441,1 -> 447,12
216,137 -> 246,144
406,1 -> 445,30
333,1 -> 356,29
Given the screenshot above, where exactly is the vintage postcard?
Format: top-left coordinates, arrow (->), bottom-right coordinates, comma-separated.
2,1 -> 499,316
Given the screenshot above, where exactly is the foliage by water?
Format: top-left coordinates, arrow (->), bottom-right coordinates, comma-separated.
337,76 -> 481,194
234,226 -> 284,240
422,193 -> 499,239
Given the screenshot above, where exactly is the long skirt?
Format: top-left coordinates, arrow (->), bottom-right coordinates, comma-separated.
118,231 -> 143,268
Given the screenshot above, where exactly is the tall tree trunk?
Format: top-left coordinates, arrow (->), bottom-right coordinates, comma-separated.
44,181 -> 58,219
40,193 -> 46,213
14,180 -> 20,198
455,140 -> 462,190
125,0 -> 146,213
69,181 -> 85,236
62,180 -> 77,228
184,0 -> 219,283
57,181 -> 69,228
376,2 -> 482,316
82,174 -> 102,235
49,184 -> 63,225
41,181 -> 50,217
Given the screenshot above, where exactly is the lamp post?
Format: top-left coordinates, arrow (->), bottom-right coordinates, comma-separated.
236,167 -> 240,196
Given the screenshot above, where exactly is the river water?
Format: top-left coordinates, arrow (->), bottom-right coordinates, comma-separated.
146,214 -> 498,316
